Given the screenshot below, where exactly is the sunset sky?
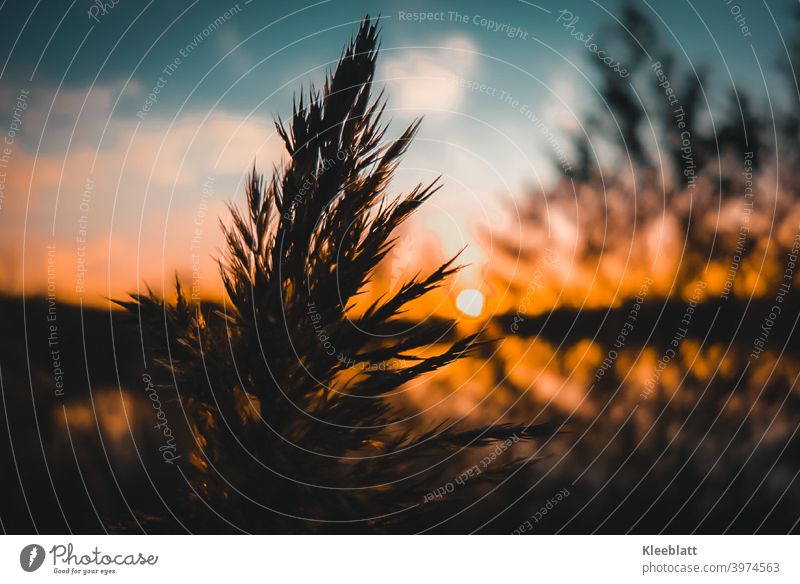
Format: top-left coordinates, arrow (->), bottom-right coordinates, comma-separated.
0,0 -> 793,305
3,1 -> 800,543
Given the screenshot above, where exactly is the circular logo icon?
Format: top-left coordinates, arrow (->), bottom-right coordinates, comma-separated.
20,544 -> 46,572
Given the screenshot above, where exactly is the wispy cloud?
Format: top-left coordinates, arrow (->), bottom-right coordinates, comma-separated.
380,36 -> 477,116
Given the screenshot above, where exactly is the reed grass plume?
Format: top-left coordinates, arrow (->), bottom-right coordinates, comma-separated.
119,16 -> 551,533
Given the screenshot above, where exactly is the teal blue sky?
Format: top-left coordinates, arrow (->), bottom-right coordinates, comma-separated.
1,1 -> 794,149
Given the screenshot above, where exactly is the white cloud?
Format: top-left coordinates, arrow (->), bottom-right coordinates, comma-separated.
380,36 -> 478,117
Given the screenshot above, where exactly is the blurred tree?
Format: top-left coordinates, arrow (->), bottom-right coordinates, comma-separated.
482,1 -> 800,534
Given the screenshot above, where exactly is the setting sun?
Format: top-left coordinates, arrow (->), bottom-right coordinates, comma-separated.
456,288 -> 485,317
